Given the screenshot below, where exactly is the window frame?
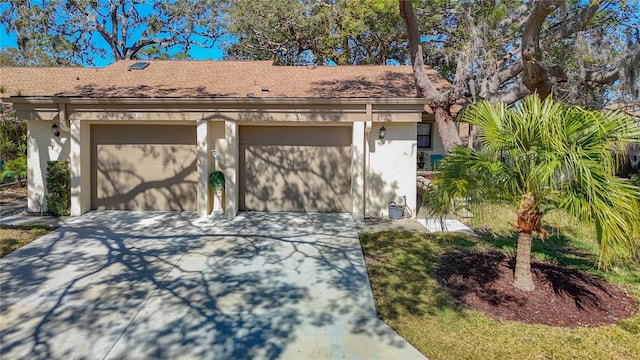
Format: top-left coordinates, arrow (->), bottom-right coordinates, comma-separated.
417,122 -> 433,150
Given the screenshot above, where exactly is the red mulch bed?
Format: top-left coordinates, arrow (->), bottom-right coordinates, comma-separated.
436,251 -> 638,327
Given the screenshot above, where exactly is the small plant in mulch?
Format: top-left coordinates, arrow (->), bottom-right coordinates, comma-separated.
436,250 -> 639,328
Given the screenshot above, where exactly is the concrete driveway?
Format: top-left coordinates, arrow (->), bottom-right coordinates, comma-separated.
0,211 -> 425,359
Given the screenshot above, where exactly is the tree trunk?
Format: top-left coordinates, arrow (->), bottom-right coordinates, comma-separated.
433,104 -> 461,152
513,231 -> 535,291
521,0 -> 561,99
513,192 -> 542,291
399,0 -> 462,152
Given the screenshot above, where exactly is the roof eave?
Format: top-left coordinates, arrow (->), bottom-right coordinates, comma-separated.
4,96 -> 429,106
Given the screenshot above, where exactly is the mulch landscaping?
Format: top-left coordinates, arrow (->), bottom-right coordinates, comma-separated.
436,250 -> 638,328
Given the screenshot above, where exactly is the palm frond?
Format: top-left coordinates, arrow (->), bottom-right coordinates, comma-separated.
430,95 -> 640,268
425,145 -> 517,218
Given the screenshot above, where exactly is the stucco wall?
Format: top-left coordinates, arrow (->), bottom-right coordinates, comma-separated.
367,122 -> 417,218
208,121 -> 226,171
27,120 -> 70,213
69,119 -> 91,215
22,100 -> 423,220
207,121 -> 227,214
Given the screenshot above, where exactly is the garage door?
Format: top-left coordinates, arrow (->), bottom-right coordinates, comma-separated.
240,126 -> 352,212
91,124 -> 197,211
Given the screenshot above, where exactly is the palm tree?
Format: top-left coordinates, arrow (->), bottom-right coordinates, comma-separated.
425,95 -> 640,291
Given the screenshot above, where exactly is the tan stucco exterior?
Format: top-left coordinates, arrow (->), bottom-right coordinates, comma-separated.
26,120 -> 70,213
15,97 -> 426,219
367,122 -> 418,217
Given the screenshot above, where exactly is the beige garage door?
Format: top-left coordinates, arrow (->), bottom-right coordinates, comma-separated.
91,124 -> 197,211
240,126 -> 352,212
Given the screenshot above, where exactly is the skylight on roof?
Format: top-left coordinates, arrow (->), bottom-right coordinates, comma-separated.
128,62 -> 150,71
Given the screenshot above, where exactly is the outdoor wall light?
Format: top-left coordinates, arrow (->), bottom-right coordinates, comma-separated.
210,149 -> 222,162
51,123 -> 60,138
378,126 -> 386,140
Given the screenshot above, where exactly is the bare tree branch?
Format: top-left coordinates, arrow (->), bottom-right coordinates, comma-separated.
549,0 -> 603,40
487,83 -> 531,105
522,0 -> 562,98
399,0 -> 443,101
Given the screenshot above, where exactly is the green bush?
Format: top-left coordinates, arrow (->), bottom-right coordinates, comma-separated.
0,118 -> 26,161
209,170 -> 225,191
0,155 -> 27,186
46,160 -> 70,216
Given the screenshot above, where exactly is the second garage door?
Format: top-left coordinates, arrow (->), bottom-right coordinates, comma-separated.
240,126 -> 352,212
91,124 -> 197,211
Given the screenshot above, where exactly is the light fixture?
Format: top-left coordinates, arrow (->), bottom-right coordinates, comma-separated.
210,149 -> 222,162
379,126 -> 386,140
51,123 -> 60,138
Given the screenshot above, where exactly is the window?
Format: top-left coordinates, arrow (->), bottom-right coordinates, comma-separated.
417,123 -> 432,149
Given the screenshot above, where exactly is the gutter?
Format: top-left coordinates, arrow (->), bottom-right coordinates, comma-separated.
3,96 -> 428,107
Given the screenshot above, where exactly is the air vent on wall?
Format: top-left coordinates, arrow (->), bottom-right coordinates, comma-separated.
128,62 -> 150,71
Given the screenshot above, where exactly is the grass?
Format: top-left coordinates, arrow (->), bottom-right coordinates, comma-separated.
360,202 -> 640,360
0,225 -> 53,257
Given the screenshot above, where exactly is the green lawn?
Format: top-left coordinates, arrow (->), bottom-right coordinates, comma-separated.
0,225 -> 52,257
360,203 -> 640,360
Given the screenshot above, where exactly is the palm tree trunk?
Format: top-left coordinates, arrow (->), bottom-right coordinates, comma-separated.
513,231 -> 535,291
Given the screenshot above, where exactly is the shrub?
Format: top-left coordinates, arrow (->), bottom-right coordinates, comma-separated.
209,170 -> 225,191
46,160 -> 70,216
0,118 -> 26,161
0,155 -> 27,186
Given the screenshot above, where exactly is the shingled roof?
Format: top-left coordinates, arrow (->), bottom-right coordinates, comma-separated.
0,60 -> 450,99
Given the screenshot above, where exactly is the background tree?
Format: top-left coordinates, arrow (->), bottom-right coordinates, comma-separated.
223,0 -> 407,65
1,0 -> 223,65
222,0 -> 320,65
0,38 -> 77,66
401,0 -> 640,151
400,0 -> 464,150
334,0 -> 407,65
0,99 -> 27,186
0,1 -> 79,66
133,44 -> 192,61
517,0 -> 640,105
425,95 -> 640,291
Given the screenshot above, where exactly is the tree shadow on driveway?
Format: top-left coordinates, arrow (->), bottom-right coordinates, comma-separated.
0,211 -> 420,359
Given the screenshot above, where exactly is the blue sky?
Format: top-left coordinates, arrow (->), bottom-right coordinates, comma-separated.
0,26 -> 228,66
0,2 -> 227,67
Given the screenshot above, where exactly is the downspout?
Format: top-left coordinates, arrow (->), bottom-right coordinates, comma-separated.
364,104 -> 373,218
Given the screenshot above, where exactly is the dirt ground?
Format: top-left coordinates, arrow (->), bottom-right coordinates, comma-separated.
0,184 -> 27,217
